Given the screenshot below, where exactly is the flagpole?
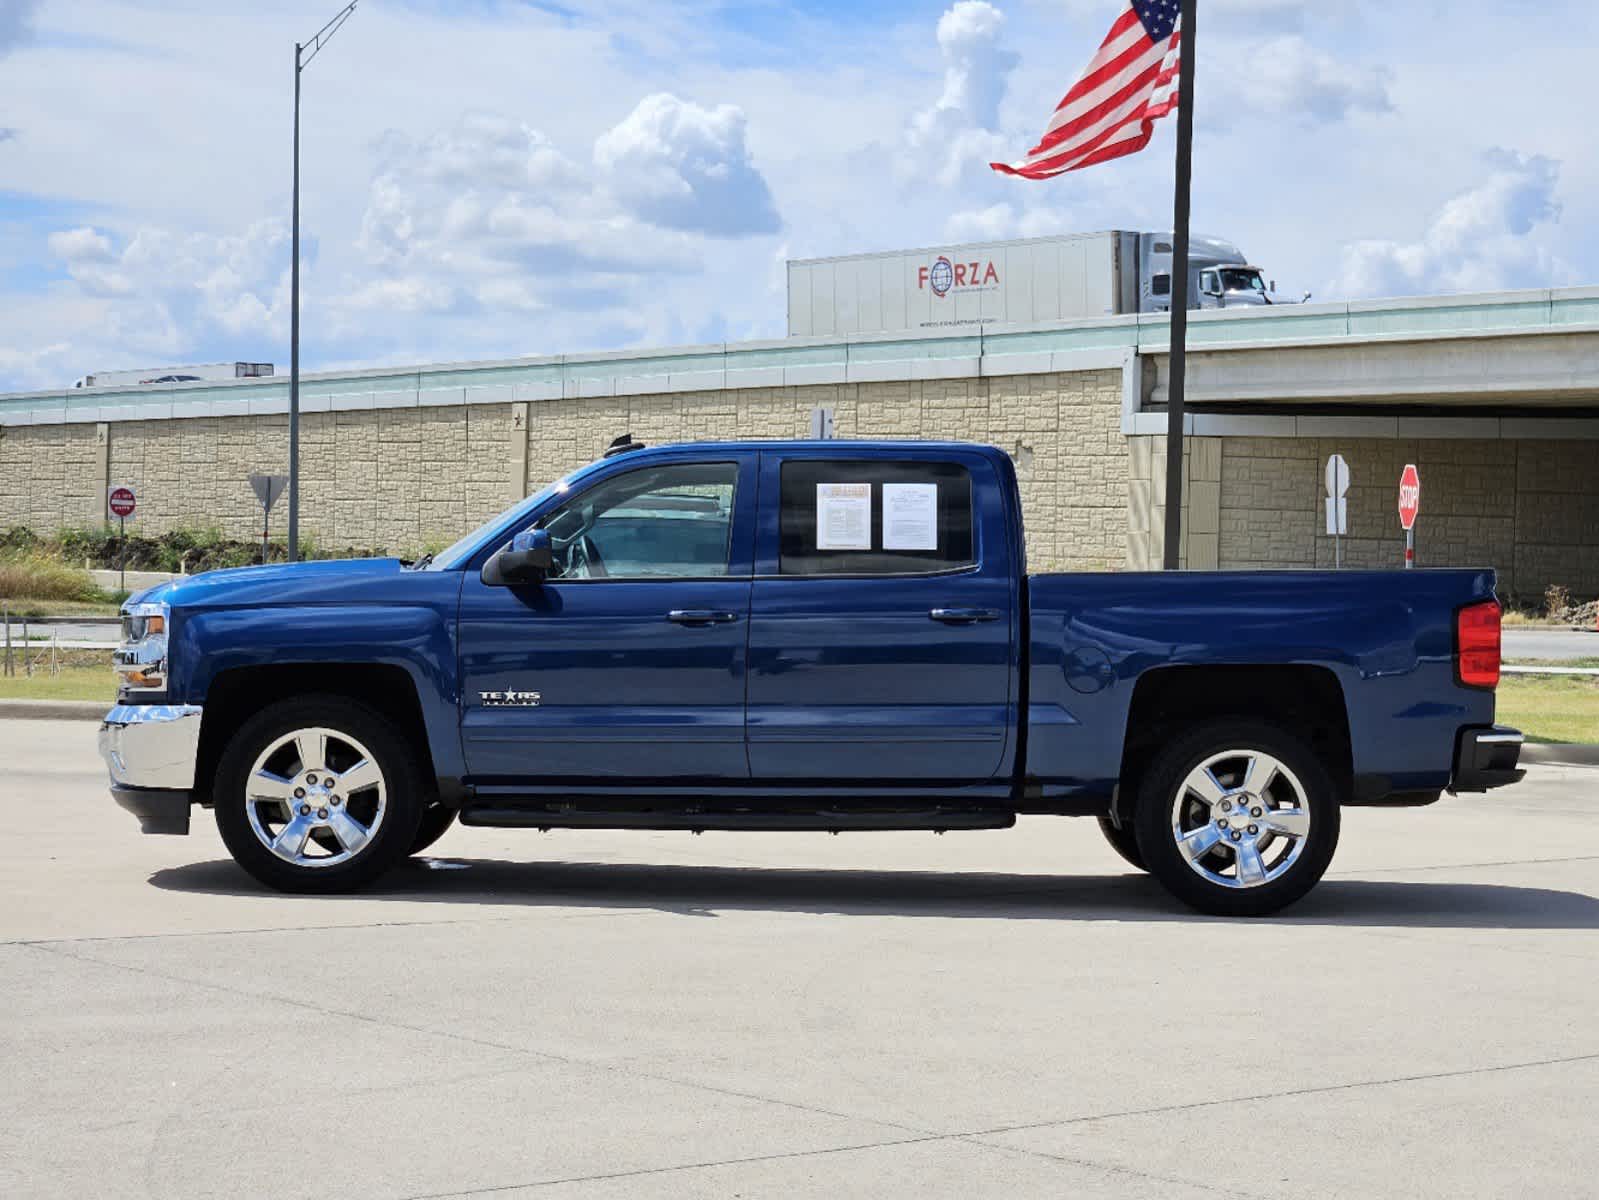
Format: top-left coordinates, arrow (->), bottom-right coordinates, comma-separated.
1163,0 -> 1198,570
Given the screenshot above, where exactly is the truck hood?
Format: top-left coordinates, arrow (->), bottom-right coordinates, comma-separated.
131,557 -> 410,610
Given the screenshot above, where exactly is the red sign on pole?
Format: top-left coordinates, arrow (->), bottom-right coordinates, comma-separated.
1397,465 -> 1420,530
108,486 -> 137,519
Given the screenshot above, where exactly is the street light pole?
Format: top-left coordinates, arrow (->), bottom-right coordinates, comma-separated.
289,40 -> 301,561
287,1 -> 358,563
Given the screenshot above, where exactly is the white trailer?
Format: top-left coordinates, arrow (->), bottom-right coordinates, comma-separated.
74,362 -> 274,388
786,232 -> 1292,338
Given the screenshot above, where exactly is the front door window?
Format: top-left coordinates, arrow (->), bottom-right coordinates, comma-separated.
536,463 -> 738,580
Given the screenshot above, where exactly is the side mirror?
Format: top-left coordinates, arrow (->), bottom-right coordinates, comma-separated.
482,528 -> 554,586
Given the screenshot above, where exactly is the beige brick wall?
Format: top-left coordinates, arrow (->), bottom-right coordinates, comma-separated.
0,422 -> 108,531
1126,435 -> 1222,571
0,369 -> 1130,571
1217,437 -> 1599,601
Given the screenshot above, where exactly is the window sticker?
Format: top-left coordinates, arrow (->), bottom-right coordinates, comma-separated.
816,482 -> 872,550
882,482 -> 939,550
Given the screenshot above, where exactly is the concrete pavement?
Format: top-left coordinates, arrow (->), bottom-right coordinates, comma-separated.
1503,627 -> 1598,661
3,718 -> 1596,1199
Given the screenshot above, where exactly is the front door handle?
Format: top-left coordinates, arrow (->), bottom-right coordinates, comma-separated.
667,610 -> 740,626
929,607 -> 1000,624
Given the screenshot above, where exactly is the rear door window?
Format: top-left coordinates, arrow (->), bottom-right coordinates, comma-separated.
777,460 -> 975,576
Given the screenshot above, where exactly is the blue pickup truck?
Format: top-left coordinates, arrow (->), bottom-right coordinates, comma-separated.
100,439 -> 1523,915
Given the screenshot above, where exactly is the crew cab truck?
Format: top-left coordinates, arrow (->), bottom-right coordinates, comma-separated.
100,440 -> 1524,916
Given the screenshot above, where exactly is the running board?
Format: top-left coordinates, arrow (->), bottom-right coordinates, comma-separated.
458,806 -> 1016,833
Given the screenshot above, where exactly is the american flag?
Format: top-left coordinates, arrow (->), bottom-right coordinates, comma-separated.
991,0 -> 1182,180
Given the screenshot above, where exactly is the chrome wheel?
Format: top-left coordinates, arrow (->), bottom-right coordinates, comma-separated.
1169,748 -> 1311,890
243,727 -> 387,868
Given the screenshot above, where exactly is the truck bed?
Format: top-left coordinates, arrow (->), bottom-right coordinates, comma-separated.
1024,568 -> 1499,804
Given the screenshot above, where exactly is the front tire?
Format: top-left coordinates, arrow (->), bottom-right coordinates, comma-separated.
1134,720 -> 1340,917
214,696 -> 423,893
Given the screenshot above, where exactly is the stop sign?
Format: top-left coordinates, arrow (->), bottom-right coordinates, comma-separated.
1397,465 -> 1420,531
108,486 -> 137,518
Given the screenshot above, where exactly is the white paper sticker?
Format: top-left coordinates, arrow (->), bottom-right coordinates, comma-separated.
882,483 -> 939,550
816,482 -> 872,550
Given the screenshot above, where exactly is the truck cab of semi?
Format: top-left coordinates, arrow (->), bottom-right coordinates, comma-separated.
1141,234 -> 1309,312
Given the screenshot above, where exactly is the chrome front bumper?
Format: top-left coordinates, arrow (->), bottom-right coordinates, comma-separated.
99,705 -> 203,834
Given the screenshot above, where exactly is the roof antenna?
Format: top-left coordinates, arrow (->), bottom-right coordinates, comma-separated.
603,433 -> 646,458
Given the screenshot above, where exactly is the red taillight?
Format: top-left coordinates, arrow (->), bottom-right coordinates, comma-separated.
1457,600 -> 1502,689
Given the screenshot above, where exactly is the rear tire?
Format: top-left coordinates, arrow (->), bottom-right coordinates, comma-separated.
1134,720 -> 1340,917
214,696 -> 423,894
408,802 -> 457,857
1097,816 -> 1147,871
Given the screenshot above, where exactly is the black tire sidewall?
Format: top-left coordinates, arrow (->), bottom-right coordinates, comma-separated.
407,803 -> 457,857
214,696 -> 423,893
1134,720 -> 1341,917
1097,815 -> 1147,872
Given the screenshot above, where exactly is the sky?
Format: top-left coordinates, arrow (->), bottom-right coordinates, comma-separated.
0,0 -> 1593,392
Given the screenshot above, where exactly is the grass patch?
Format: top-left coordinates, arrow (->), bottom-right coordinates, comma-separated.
0,554 -> 105,603
0,660 -> 118,702
1501,609 -> 1557,627
1497,674 -> 1599,745
1,599 -> 125,618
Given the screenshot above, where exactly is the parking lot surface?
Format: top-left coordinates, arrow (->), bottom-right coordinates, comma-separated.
4,718 -> 1596,1199
1503,628 -> 1598,661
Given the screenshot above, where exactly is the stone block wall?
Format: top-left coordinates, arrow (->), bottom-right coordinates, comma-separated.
0,369 -> 1131,572
1217,437 -> 1598,601
0,422 -> 108,531
1126,435 -> 1222,571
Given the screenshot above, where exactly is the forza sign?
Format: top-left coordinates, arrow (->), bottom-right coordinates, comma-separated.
917,255 -> 1000,297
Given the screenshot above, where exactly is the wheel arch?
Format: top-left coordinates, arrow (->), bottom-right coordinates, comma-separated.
1113,663 -> 1352,823
195,663 -> 438,806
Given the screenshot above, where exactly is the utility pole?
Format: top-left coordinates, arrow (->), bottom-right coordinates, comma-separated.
288,2 -> 358,562
1163,0 -> 1198,570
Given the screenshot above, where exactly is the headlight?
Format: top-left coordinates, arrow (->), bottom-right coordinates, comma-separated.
115,601 -> 170,695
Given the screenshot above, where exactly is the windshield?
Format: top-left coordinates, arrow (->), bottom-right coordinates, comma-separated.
1219,268 -> 1266,294
425,459 -> 607,571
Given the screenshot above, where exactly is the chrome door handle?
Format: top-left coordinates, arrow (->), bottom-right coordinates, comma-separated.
667,610 -> 740,626
929,608 -> 1000,624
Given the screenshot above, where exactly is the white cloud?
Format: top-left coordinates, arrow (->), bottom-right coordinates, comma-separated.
347,108 -> 717,332
904,1 -> 1018,187
1332,150 -> 1571,297
1218,34 -> 1391,124
594,93 -> 779,236
928,1 -> 1015,130
44,219 -> 290,334
47,226 -> 115,263
943,202 -> 1075,242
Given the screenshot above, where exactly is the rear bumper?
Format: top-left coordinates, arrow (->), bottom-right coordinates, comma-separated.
99,704 -> 202,833
1450,725 -> 1525,793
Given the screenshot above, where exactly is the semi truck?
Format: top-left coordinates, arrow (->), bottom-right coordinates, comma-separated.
72,362 -> 274,388
101,439 -> 1523,917
786,232 -> 1305,337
